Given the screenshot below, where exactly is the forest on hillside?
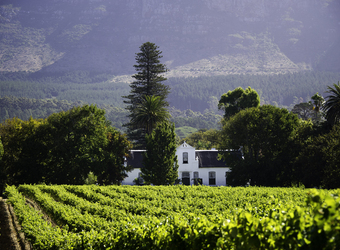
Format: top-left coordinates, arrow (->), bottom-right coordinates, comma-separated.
0,96 -> 223,133
1,71 -> 340,112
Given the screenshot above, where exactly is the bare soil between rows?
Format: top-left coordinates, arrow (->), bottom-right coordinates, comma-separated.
0,198 -> 31,250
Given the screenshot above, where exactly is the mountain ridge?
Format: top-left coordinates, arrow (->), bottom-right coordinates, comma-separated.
0,0 -> 339,76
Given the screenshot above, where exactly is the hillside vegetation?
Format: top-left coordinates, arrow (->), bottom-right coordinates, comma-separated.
0,96 -> 223,132
1,71 -> 340,110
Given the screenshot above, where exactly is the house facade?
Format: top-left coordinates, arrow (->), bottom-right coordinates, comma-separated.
122,142 -> 237,186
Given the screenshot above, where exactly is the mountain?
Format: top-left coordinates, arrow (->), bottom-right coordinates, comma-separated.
1,0 -> 339,77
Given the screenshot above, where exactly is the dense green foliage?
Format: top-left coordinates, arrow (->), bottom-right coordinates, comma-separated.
323,81 -> 340,125
0,105 -> 132,187
131,95 -> 171,135
123,42 -> 170,148
0,136 -> 3,161
5,185 -> 340,249
291,102 -> 315,121
218,86 -> 260,119
0,136 -> 3,192
174,126 -> 198,139
296,124 -> 340,189
179,129 -> 221,150
170,109 -> 222,130
142,122 -> 179,185
219,105 -> 304,186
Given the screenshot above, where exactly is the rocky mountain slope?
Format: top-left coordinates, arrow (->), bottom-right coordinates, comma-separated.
0,0 -> 339,77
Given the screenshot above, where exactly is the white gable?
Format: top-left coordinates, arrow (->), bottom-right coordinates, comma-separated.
178,141 -> 195,149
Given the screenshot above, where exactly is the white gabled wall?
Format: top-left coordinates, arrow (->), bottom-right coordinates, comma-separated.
122,142 -> 232,186
176,141 -> 198,185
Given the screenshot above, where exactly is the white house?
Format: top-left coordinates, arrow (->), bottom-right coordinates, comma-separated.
122,142 -> 240,186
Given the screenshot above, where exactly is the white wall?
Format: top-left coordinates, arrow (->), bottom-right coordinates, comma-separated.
122,142 -> 232,186
121,168 -> 141,185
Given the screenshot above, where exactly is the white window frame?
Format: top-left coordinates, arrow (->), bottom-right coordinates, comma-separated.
183,152 -> 188,164
209,171 -> 216,185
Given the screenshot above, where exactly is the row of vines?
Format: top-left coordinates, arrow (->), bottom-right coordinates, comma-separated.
5,185 -> 340,249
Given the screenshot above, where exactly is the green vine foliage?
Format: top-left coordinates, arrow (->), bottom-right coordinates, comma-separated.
5,185 -> 340,249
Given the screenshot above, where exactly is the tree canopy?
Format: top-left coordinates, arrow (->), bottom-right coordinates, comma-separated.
0,136 -> 4,192
179,129 -> 220,150
141,122 -> 179,185
291,102 -> 314,121
323,81 -> 340,125
0,105 -> 132,186
130,95 -> 171,135
123,42 -> 170,148
218,86 -> 260,119
219,105 -> 302,186
0,137 -> 3,161
296,123 -> 340,189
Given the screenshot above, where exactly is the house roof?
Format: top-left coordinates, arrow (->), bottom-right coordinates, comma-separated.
195,150 -> 242,168
196,151 -> 226,168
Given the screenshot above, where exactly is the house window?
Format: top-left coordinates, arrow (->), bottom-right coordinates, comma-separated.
209,171 -> 216,185
182,172 -> 190,185
183,152 -> 188,164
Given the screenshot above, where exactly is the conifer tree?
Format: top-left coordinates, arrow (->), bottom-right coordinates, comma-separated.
123,42 -> 170,148
141,122 -> 179,185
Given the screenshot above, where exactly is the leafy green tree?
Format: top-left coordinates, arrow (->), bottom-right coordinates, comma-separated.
0,137 -> 3,161
180,129 -> 220,149
297,124 -> 340,188
0,136 -> 4,193
0,105 -> 132,185
40,105 -> 110,184
219,105 -> 302,186
310,92 -> 325,122
97,127 -> 133,185
218,87 -> 260,119
142,122 -> 179,185
311,92 -> 324,112
130,95 -> 171,135
320,124 -> 340,188
291,102 -> 314,121
123,42 -> 170,148
0,117 -> 46,185
323,81 -> 340,125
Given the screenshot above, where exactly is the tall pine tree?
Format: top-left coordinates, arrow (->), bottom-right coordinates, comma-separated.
141,122 -> 179,185
123,42 -> 170,148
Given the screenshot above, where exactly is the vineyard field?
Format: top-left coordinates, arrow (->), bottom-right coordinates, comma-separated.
4,185 -> 340,249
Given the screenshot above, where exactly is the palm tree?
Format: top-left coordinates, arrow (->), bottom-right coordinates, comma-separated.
131,95 -> 171,135
310,92 -> 324,122
323,82 -> 340,125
